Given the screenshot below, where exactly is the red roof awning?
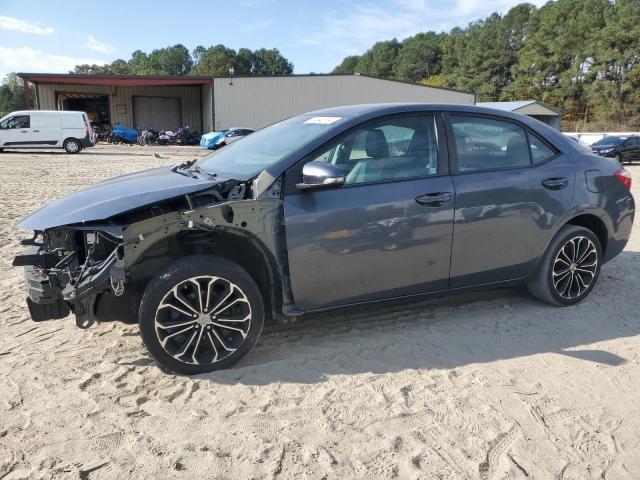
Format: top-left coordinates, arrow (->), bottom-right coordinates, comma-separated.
18,73 -> 211,87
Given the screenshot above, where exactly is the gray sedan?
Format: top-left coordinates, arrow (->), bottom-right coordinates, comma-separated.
14,104 -> 635,373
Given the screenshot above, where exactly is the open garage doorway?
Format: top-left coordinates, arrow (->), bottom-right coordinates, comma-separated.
133,96 -> 181,131
57,93 -> 111,137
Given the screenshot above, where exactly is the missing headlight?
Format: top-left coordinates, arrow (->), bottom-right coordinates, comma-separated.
83,231 -> 120,263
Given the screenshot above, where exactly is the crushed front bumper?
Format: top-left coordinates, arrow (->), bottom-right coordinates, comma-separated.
22,264 -> 71,321
13,232 -> 122,324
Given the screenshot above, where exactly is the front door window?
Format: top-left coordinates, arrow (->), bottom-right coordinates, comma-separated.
1,115 -> 30,129
308,115 -> 438,184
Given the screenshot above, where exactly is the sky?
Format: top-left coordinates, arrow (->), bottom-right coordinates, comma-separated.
0,0 -> 548,79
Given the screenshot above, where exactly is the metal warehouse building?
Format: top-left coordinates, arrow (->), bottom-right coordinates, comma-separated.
18,73 -> 475,134
477,101 -> 561,129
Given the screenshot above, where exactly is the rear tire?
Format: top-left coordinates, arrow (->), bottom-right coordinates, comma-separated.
527,225 -> 602,306
139,255 -> 265,374
614,153 -> 622,164
63,138 -> 82,154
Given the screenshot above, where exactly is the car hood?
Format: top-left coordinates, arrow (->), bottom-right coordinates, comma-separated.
18,165 -> 223,230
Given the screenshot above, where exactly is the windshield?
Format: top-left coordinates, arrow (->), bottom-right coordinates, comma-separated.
197,115 -> 348,177
593,136 -> 625,146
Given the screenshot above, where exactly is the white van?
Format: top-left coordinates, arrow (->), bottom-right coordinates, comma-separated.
0,110 -> 95,154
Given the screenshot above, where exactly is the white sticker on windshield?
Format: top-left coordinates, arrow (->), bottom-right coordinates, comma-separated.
303,116 -> 342,125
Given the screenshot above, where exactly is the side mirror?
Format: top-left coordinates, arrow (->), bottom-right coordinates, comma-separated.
296,162 -> 345,191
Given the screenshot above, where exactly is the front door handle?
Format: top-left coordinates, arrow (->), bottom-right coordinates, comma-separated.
415,192 -> 452,207
20,130 -> 29,133
32,129 -> 40,132
542,177 -> 568,190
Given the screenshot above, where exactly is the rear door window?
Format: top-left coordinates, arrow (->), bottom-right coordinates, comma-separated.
450,116 -> 530,172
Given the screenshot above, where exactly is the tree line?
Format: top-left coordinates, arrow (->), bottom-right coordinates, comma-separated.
333,0 -> 640,131
73,44 -> 293,76
2,0 -> 639,130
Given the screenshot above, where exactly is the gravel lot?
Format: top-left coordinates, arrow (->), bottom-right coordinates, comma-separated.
0,143 -> 639,479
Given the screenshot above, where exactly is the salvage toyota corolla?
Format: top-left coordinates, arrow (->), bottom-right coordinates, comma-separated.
14,104 -> 635,374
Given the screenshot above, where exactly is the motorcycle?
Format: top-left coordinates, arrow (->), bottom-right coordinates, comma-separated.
186,130 -> 201,145
137,128 -> 159,146
157,126 -> 194,146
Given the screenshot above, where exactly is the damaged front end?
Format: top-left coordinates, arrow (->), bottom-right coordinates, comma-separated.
13,163 -> 288,329
13,226 -> 125,328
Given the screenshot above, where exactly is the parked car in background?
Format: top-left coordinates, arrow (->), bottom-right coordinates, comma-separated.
591,135 -> 640,163
200,127 -> 254,149
0,110 -> 95,153
13,104 -> 635,374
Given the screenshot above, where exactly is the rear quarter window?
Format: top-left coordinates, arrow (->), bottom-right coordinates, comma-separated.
529,134 -> 557,164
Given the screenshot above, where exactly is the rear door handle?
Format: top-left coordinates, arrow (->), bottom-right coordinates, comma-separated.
542,177 -> 568,190
32,129 -> 40,132
20,130 -> 29,133
415,192 -> 452,207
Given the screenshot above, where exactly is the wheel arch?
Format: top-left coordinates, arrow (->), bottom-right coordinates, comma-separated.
565,213 -> 609,256
127,228 -> 284,319
530,209 -> 612,279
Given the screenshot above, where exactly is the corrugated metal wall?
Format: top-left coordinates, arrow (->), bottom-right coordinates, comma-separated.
213,75 -> 475,130
36,83 -> 204,131
202,82 -> 214,132
34,75 -> 473,133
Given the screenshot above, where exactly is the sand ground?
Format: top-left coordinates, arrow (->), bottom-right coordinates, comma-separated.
0,143 -> 639,479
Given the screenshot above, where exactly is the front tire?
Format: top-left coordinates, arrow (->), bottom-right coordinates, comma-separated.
63,138 -> 82,154
615,153 -> 622,164
139,256 -> 264,374
527,225 -> 602,306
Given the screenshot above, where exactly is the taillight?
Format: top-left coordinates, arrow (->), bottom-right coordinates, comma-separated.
615,168 -> 632,189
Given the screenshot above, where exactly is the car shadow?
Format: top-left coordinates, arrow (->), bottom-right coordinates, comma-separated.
197,249 -> 639,385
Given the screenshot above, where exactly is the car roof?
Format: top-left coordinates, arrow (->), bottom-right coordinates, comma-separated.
305,102 -> 537,118
261,102 -> 581,180
9,110 -> 85,116
306,102 -> 566,142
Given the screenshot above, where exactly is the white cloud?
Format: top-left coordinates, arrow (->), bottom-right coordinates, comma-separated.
239,20 -> 272,33
0,46 -> 107,78
84,35 -> 116,53
0,15 -> 54,35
